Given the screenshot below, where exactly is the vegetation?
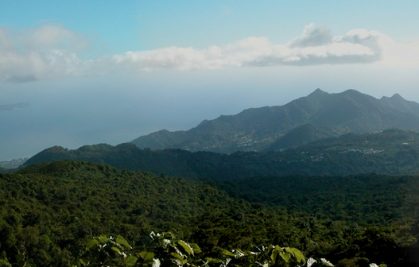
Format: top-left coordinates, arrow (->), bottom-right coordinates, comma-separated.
219,175 -> 417,223
1,161 -> 419,266
80,231 -> 382,267
132,89 -> 419,153
25,129 -> 419,180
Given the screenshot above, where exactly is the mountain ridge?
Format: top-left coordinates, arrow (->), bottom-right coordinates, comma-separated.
132,89 -> 419,153
24,128 -> 419,180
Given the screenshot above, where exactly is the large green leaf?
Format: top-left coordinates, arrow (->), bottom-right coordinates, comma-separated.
125,255 -> 138,267
138,251 -> 155,262
97,235 -> 109,243
279,250 -> 291,263
116,235 -> 132,249
270,245 -> 281,263
171,252 -> 187,265
85,239 -> 99,251
190,243 -> 202,254
285,247 -> 305,264
171,252 -> 185,261
220,248 -> 235,257
178,240 -> 194,256
111,246 -> 122,255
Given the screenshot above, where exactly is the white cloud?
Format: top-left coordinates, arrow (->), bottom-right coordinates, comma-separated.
0,25 -> 85,82
28,25 -> 86,50
290,23 -> 332,47
112,24 -> 383,71
373,34 -> 419,68
0,29 -> 10,48
0,23 -> 418,82
112,37 -> 273,70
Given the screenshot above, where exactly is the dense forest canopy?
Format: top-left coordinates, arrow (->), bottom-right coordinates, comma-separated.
24,129 -> 419,181
2,0 -> 419,265
1,161 -> 419,266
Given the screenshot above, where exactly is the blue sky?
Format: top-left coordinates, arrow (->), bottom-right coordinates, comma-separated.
2,0 -> 419,52
1,1 -> 419,160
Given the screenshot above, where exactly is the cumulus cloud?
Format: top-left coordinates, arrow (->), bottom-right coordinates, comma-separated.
0,23 -> 417,82
0,25 -> 85,83
290,23 -> 333,47
112,24 -> 383,71
28,25 -> 85,49
112,37 -> 273,70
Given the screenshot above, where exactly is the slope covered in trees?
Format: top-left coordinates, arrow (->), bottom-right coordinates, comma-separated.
132,89 -> 419,153
25,129 -> 419,180
1,161 -> 419,266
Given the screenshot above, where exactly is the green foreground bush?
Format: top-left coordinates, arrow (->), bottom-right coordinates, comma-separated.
80,232 -> 387,267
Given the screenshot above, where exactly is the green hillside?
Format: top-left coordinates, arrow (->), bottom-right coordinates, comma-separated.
25,129 -> 419,180
1,161 -> 419,266
132,89 -> 419,153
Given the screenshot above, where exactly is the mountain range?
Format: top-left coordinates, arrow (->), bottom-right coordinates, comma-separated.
132,89 -> 419,153
24,129 -> 419,179
9,88 -> 419,266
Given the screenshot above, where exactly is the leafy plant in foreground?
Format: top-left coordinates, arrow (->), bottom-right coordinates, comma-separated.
80,232 -> 387,267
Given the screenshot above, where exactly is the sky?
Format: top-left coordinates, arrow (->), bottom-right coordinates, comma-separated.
1,0 -> 419,160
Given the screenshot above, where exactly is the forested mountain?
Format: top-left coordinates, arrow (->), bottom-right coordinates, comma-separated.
25,129 -> 419,180
16,90 -> 419,266
266,123 -> 331,150
1,161 -> 419,266
132,89 -> 419,153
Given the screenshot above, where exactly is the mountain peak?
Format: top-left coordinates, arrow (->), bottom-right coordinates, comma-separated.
381,93 -> 407,102
45,146 -> 67,153
341,89 -> 363,95
391,93 -> 404,100
309,88 -> 328,96
132,89 -> 419,153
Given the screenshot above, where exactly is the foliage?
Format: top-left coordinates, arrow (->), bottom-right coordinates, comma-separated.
24,129 -> 419,180
81,232 -> 389,267
0,161 -> 418,266
131,89 -> 419,154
